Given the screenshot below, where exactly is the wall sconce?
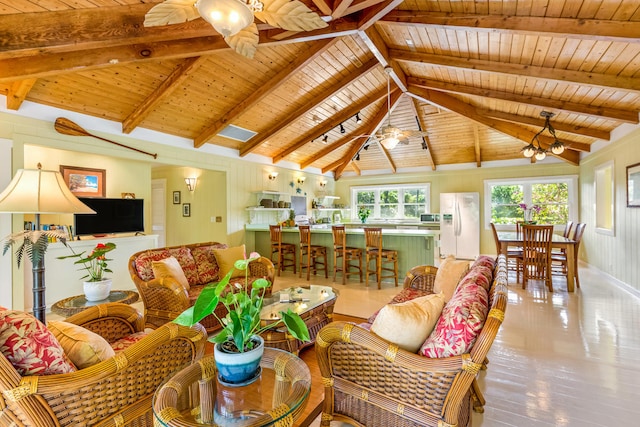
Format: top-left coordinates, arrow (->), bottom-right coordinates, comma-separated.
319,180 -> 327,188
268,171 -> 278,181
185,177 -> 196,192
297,176 -> 306,185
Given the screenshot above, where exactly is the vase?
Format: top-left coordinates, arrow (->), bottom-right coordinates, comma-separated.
83,278 -> 112,301
524,209 -> 533,222
214,335 -> 264,386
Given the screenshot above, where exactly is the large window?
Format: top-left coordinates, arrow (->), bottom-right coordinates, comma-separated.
484,176 -> 578,229
351,184 -> 430,220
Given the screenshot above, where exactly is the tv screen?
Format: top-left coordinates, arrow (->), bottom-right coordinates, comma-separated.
75,198 -> 144,236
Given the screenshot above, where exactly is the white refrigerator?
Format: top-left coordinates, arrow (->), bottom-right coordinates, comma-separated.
439,192 -> 480,260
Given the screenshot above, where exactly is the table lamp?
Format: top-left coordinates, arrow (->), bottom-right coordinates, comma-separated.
0,163 -> 95,323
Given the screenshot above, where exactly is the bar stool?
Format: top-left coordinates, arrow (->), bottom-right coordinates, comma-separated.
364,227 -> 399,289
331,225 -> 363,285
298,225 -> 328,281
269,224 -> 296,276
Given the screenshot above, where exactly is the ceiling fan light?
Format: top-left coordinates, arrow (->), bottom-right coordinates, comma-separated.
550,140 -> 565,155
534,149 -> 547,161
197,0 -> 254,37
522,144 -> 536,158
380,136 -> 400,150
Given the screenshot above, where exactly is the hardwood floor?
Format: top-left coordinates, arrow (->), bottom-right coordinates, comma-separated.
273,260 -> 640,426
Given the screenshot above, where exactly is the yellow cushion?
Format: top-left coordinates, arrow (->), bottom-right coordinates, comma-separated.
152,256 -> 190,290
370,293 -> 446,353
212,244 -> 246,279
434,255 -> 470,302
48,321 -> 115,369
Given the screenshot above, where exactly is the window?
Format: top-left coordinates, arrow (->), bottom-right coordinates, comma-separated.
484,176 -> 578,229
351,184 -> 430,220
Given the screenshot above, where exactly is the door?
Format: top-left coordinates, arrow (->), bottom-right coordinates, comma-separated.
151,179 -> 166,247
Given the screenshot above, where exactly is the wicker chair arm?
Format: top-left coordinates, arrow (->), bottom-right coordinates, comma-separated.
63,302 -> 145,343
249,256 -> 276,296
136,276 -> 190,309
402,265 -> 439,293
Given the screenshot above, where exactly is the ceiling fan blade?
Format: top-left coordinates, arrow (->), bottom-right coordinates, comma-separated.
224,23 -> 259,58
255,0 -> 328,31
143,0 -> 199,27
402,129 -> 430,138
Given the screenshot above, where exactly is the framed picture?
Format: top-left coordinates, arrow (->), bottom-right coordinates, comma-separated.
173,191 -> 181,204
627,162 -> 640,207
182,203 -> 191,217
59,165 -> 106,197
121,192 -> 135,199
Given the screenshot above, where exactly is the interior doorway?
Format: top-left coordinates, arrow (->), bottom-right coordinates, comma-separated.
151,179 -> 166,247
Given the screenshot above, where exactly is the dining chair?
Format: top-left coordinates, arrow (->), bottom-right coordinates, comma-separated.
552,222 -> 586,288
331,225 -> 363,285
490,222 -> 522,273
298,225 -> 328,281
363,227 -> 399,289
521,224 -> 554,292
269,224 -> 296,276
563,221 -> 574,238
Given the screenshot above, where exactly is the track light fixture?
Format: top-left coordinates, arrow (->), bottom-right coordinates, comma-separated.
355,112 -> 362,124
322,134 -> 328,143
355,154 -> 360,161
522,111 -> 565,161
340,123 -> 346,134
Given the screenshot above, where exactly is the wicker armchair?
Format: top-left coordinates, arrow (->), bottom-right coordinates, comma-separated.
0,303 -> 206,427
316,255 -> 507,427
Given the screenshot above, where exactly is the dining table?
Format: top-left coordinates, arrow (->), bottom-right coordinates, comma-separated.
496,231 -> 578,292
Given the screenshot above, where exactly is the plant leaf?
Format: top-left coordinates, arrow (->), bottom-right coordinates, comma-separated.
280,309 -> 310,341
256,0 -> 328,32
173,306 -> 196,326
224,24 -> 259,59
144,0 -> 200,27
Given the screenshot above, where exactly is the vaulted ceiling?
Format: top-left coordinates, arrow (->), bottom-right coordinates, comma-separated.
1,0 -> 639,179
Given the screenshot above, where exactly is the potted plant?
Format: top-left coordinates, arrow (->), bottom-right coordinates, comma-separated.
519,203 -> 541,223
358,206 -> 371,223
174,250 -> 310,386
58,242 -> 117,301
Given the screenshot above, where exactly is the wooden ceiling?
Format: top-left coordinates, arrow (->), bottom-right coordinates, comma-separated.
1,0 -> 639,178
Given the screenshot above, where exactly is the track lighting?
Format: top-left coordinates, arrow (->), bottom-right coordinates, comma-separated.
340,123 -> 346,134
522,111 -> 565,161
355,154 -> 360,161
355,112 -> 362,124
322,134 -> 328,143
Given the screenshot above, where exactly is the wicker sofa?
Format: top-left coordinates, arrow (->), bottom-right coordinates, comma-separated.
0,303 -> 206,427
316,254 -> 507,427
128,242 -> 275,331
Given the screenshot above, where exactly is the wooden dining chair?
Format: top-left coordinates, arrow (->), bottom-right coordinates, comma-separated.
331,225 -> 363,285
364,227 -> 399,289
563,221 -> 574,238
490,222 -> 522,273
269,224 -> 296,276
521,224 -> 554,292
552,222 -> 586,288
298,225 -> 328,281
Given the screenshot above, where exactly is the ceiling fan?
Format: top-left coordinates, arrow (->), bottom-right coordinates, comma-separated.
144,0 -> 328,58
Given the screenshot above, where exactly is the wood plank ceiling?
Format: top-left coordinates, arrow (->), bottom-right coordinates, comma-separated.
1,0 -> 639,178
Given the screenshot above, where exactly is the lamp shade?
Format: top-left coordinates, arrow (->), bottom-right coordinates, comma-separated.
197,0 -> 254,37
0,168 -> 95,214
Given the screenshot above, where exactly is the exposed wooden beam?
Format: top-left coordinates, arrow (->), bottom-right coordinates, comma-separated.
322,158 -> 347,174
357,0 -> 405,31
408,77 -> 639,124
194,39 -> 335,148
408,86 -> 582,165
332,0 -> 355,19
392,49 -> 640,94
381,11 -> 640,43
241,58 -> 379,157
344,0 -> 388,17
350,160 -> 361,175
311,0 -> 333,16
358,26 -> 407,92
302,135 -> 369,170
6,79 -> 37,110
122,56 -> 207,134
409,98 -> 436,170
378,143 -> 397,172
473,124 -> 481,167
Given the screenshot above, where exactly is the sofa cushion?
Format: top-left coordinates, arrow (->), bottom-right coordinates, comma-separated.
110,331 -> 149,352
48,321 -> 115,369
472,255 -> 496,271
420,282 -> 489,358
213,245 -> 247,279
371,292 -> 446,353
367,287 -> 432,324
152,256 -> 190,291
192,243 -> 227,284
168,247 -> 199,286
461,265 -> 493,291
434,255 -> 471,302
0,310 -> 76,375
134,249 -> 171,281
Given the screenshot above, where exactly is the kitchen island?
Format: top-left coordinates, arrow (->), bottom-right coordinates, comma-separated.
245,225 -> 439,283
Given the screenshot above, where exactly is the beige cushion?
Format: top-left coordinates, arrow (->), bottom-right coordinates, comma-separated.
370,292 -> 446,353
434,255 -> 470,302
48,321 -> 115,369
152,256 -> 190,290
212,244 -> 246,279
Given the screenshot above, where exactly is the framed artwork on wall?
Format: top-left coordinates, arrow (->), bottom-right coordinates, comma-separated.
627,162 -> 640,207
182,203 -> 191,217
59,165 -> 106,197
173,191 -> 181,204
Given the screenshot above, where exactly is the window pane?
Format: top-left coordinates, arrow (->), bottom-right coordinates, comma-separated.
380,190 -> 398,203
351,184 -> 430,220
532,183 -> 568,224
380,205 -> 398,218
404,189 -> 425,203
404,205 -> 425,218
491,185 -> 523,224
357,191 -> 375,204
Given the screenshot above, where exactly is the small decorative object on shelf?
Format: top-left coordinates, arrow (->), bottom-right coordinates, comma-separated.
57,242 -> 116,301
358,206 -> 371,224
519,203 -> 541,223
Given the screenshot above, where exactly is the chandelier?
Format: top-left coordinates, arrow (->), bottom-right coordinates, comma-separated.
196,0 -> 263,37
522,111 -> 565,161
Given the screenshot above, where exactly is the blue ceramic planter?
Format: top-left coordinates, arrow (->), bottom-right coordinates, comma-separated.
214,335 -> 264,387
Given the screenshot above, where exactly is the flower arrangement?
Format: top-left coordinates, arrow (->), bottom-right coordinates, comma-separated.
174,250 -> 309,353
519,203 -> 541,222
358,206 -> 371,223
57,242 -> 116,282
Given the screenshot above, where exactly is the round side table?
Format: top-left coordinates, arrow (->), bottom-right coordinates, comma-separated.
51,290 -> 139,317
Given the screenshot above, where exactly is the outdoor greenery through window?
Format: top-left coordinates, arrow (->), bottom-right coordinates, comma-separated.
484,176 -> 577,229
351,184 -> 430,220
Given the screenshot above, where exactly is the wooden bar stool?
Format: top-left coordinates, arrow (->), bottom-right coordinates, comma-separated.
364,227 -> 399,289
331,225 -> 362,285
298,225 -> 328,281
269,224 -> 296,276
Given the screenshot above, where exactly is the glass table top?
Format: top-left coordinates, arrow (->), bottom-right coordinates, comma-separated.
260,285 -> 337,322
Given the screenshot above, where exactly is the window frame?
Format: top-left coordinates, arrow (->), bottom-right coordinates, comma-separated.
350,183 -> 431,221
483,175 -> 578,231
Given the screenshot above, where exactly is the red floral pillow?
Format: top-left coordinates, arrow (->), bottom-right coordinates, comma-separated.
0,310 -> 76,375
472,255 -> 495,271
459,266 -> 493,291
110,331 -> 149,352
134,249 -> 171,281
419,282 -> 489,358
168,247 -> 199,286
192,244 -> 227,284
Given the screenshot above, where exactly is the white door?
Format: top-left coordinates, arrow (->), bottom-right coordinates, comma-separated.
151,179 -> 166,247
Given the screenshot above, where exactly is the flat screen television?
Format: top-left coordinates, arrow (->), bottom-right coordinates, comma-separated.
74,197 -> 144,236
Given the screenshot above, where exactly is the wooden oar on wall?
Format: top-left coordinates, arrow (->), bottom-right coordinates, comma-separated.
54,117 -> 158,159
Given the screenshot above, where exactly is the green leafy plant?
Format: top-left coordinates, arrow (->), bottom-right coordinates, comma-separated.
57,242 -> 116,282
358,206 -> 371,222
174,251 -> 310,353
2,229 -> 68,267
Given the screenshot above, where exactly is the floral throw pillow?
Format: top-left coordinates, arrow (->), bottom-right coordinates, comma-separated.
110,331 -> 149,352
168,247 -> 199,286
192,244 -> 228,284
134,249 -> 171,281
0,310 -> 76,375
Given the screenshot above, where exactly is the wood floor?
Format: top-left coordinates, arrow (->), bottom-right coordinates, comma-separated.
272,260 -> 640,426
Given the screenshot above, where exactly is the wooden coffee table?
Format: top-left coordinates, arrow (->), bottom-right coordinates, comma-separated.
259,285 -> 338,354
51,290 -> 139,317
